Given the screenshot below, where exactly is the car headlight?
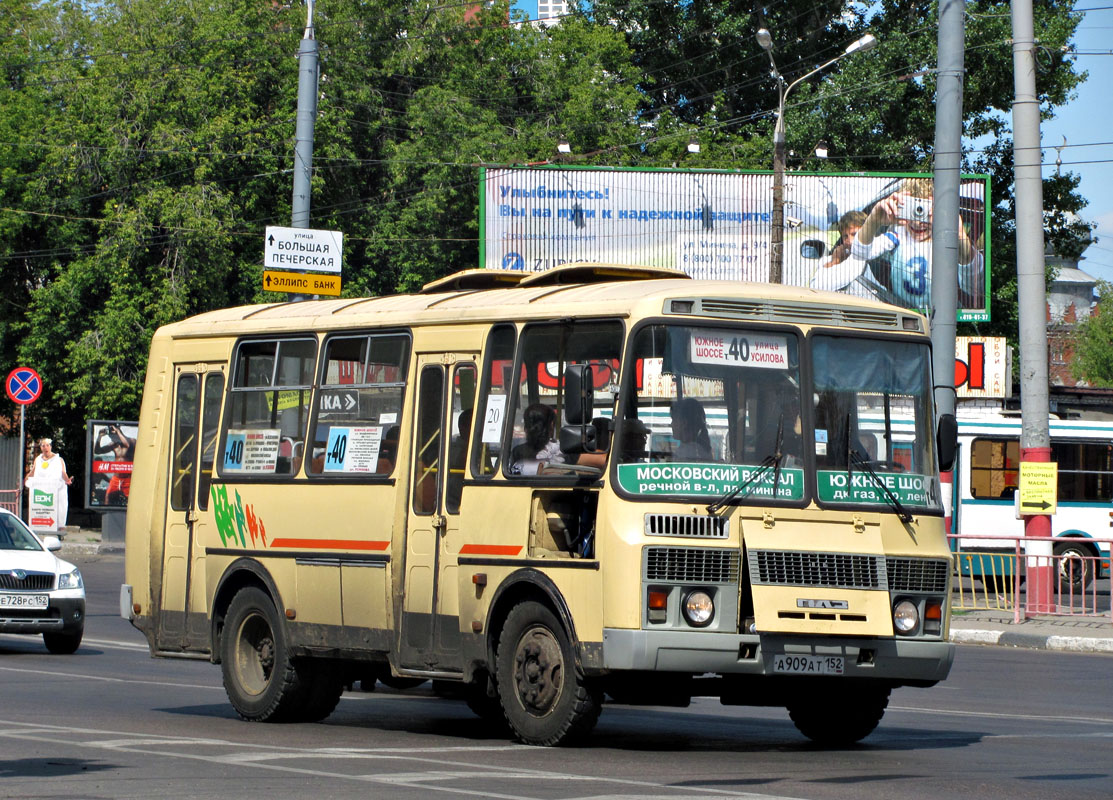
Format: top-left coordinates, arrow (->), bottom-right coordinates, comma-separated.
893,599 -> 919,635
58,569 -> 83,590
682,590 -> 715,627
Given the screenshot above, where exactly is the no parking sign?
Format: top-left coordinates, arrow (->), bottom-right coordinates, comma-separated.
6,367 -> 42,405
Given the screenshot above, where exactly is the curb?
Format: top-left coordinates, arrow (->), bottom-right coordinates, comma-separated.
951,628 -> 1113,653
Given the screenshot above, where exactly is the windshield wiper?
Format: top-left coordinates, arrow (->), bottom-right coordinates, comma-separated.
848,446 -> 913,524
706,411 -> 785,517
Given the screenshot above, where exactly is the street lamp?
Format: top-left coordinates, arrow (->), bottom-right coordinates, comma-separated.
757,30 -> 878,283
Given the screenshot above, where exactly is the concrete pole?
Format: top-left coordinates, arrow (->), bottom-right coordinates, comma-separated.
931,0 -> 964,537
1011,0 -> 1054,613
770,112 -> 786,284
292,1 -> 318,230
288,1 -> 318,301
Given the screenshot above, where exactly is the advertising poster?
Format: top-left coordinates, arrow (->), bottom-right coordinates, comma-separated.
481,166 -> 991,322
86,420 -> 138,509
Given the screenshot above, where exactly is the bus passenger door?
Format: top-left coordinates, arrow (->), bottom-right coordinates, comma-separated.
158,365 -> 226,652
397,354 -> 476,672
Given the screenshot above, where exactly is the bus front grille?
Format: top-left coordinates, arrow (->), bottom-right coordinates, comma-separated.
645,547 -> 740,584
750,550 -> 881,590
886,557 -> 950,593
644,514 -> 729,539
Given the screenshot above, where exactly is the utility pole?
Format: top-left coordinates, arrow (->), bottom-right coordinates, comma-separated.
290,0 -> 319,300
931,0 -> 964,535
1011,0 -> 1054,613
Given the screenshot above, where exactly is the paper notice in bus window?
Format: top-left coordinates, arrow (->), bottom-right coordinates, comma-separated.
323,426 -> 383,472
482,394 -> 507,443
689,329 -> 789,370
224,429 -> 280,473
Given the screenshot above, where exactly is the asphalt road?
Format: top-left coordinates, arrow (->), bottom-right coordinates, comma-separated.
1,554 -> 1111,800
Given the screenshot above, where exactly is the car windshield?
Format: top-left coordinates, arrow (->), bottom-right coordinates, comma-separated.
616,323 -> 806,502
0,514 -> 44,551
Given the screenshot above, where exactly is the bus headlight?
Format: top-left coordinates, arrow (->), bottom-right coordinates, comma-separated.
682,590 -> 715,627
893,599 -> 919,635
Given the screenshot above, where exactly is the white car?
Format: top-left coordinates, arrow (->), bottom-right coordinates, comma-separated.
0,507 -> 85,654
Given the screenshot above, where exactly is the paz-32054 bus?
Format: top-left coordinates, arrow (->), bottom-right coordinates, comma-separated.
122,264 -> 957,746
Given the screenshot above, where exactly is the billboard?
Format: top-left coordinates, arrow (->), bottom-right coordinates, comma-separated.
86,420 -> 137,510
480,166 -> 990,321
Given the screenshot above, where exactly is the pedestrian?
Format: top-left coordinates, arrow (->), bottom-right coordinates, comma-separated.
25,437 -> 73,528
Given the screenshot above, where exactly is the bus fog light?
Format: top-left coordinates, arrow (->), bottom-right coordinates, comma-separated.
893,600 -> 919,635
683,590 -> 715,627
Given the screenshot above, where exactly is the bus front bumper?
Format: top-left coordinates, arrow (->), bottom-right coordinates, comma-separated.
601,628 -> 954,684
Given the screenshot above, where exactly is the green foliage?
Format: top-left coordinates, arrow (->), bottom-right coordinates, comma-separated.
0,0 -> 1095,482
1071,283 -> 1113,387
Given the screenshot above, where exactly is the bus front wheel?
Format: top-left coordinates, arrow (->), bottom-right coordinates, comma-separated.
786,684 -> 890,745
221,586 -> 311,722
495,601 -> 601,746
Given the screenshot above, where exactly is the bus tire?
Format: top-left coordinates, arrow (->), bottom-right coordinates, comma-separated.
292,661 -> 345,722
787,685 -> 890,746
495,600 -> 601,746
1054,541 -> 1094,593
221,586 -> 308,722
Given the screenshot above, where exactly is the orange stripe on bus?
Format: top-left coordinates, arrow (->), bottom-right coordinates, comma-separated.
458,544 -> 523,556
269,539 -> 390,551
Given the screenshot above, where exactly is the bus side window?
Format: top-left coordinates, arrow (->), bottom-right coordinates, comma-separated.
307,332 -> 409,477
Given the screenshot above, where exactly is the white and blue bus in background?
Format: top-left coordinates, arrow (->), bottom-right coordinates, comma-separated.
952,413 -> 1113,591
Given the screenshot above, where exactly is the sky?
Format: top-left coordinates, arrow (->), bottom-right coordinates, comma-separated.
511,2 -> 1112,281
1041,4 -> 1113,284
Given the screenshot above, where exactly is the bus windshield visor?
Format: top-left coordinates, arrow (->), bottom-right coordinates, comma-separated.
616,324 -> 807,503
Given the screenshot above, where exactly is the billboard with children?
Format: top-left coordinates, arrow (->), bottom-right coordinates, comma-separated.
85,420 -> 138,509
480,166 -> 990,322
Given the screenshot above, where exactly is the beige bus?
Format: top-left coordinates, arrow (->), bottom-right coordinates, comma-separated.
121,264 -> 957,746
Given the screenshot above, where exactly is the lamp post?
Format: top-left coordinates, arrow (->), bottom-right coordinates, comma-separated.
757,30 -> 878,283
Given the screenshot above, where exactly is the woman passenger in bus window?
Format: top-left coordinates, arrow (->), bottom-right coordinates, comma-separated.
509,403 -> 605,475
671,397 -> 713,462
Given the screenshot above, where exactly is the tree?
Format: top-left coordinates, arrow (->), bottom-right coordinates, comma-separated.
1072,283 -> 1113,387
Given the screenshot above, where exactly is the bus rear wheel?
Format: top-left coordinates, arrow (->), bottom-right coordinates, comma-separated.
495,601 -> 601,746
221,586 -> 311,722
786,684 -> 890,746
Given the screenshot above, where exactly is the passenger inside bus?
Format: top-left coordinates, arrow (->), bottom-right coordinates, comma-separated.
377,425 -> 400,473
509,403 -> 606,475
671,397 -> 713,462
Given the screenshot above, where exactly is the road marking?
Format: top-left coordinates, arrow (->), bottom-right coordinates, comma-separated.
0,720 -> 807,800
890,705 -> 1113,726
83,636 -> 150,650
0,665 -> 217,690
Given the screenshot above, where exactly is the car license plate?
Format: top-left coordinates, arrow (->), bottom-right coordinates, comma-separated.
0,593 -> 48,609
773,654 -> 844,675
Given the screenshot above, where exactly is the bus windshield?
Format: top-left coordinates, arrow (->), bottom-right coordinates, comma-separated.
616,325 -> 942,513
811,335 -> 941,513
616,323 -> 807,502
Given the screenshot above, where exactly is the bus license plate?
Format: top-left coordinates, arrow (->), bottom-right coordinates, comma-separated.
0,593 -> 48,609
773,654 -> 844,675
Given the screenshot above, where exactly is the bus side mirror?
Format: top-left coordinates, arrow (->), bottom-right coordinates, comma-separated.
564,364 -> 593,425
936,413 -> 958,472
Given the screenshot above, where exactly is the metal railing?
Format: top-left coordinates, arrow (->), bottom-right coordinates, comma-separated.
949,533 -> 1113,625
0,489 -> 19,514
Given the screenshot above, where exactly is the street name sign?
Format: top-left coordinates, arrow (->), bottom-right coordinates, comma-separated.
1018,461 -> 1057,515
264,226 -> 343,273
263,270 -> 342,297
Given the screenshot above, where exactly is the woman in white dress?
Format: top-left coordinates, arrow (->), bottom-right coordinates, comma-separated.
25,437 -> 73,528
